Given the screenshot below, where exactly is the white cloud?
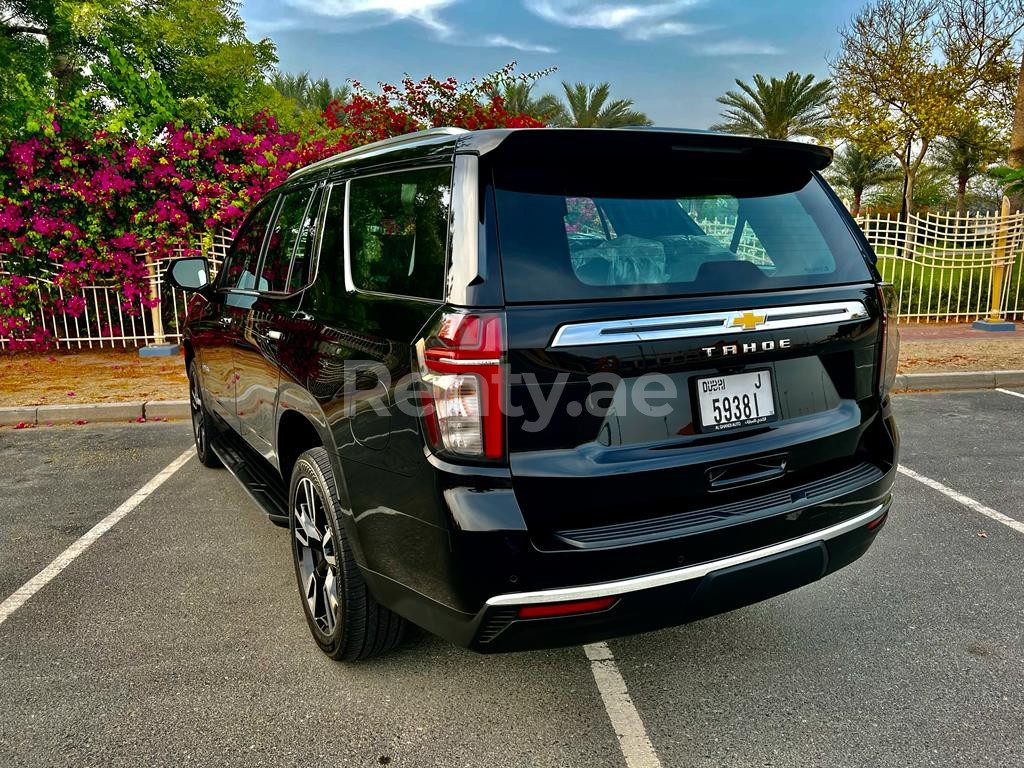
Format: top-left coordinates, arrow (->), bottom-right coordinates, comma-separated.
482,34 -> 558,53
523,0 -> 702,38
629,20 -> 699,40
285,0 -> 458,36
275,0 -> 555,52
695,39 -> 782,55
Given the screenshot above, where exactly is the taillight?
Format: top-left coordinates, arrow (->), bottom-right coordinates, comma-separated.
418,311 -> 505,459
877,283 -> 900,398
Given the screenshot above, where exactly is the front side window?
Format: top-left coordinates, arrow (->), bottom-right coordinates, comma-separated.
223,199 -> 275,290
259,188 -> 315,293
348,166 -> 452,300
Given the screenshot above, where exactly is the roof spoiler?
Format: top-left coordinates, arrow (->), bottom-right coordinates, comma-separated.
484,128 -> 834,171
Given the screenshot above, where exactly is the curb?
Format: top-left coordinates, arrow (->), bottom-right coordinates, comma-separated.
0,399 -> 189,427
896,370 -> 1024,392
2,370 -> 1023,426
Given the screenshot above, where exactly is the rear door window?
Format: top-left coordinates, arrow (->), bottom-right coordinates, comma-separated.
493,161 -> 870,302
348,166 -> 452,300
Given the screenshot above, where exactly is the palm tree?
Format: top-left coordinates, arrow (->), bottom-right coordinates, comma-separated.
492,81 -> 561,123
306,78 -> 350,113
270,71 -> 311,105
270,71 -> 349,114
830,144 -> 901,215
711,72 -> 831,141
542,81 -> 652,128
933,122 -> 1003,215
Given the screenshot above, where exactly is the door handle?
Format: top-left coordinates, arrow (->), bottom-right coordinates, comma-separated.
266,329 -> 283,340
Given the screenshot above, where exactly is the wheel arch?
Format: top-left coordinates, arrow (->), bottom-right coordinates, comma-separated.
275,382 -> 367,564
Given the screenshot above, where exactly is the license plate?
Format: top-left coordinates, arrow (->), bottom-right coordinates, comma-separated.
696,370 -> 776,431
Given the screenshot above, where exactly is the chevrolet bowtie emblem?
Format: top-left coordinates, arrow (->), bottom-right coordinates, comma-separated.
730,311 -> 767,331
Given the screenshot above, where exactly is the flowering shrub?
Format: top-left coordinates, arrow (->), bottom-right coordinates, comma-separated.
0,66 -> 545,350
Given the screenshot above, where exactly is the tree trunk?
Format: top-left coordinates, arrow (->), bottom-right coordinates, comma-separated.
904,171 -> 915,216
1009,49 -> 1024,212
50,51 -> 76,100
956,177 -> 968,216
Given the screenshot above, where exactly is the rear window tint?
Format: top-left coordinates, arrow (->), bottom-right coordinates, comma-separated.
493,162 -> 870,302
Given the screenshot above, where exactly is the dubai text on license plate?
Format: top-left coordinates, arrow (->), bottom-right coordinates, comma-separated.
696,370 -> 776,431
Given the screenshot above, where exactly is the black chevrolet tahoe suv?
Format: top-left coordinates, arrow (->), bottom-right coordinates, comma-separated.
167,127 -> 899,660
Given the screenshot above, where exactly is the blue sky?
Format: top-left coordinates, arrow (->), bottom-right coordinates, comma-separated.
239,0 -> 862,128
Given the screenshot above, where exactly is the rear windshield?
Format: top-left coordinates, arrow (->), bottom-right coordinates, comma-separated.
492,159 -> 871,302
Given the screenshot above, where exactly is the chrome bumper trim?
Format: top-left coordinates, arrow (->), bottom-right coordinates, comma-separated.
485,503 -> 888,607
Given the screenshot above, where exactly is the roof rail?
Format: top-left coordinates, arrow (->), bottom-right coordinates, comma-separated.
288,127 -> 470,179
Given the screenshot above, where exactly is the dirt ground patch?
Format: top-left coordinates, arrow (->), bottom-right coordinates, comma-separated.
0,349 -> 187,407
898,339 -> 1024,374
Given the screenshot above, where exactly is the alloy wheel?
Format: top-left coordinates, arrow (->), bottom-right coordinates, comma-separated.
293,476 -> 340,635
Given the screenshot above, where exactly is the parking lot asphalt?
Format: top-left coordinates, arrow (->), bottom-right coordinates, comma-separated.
1,389 -> 1023,767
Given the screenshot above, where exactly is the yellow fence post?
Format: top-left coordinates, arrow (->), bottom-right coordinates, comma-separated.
972,197 -> 1017,331
145,252 -> 166,345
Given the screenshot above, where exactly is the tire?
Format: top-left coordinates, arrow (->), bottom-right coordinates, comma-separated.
188,359 -> 222,468
288,447 -> 408,661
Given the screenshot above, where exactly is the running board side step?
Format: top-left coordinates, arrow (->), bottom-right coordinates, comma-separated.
210,430 -> 290,527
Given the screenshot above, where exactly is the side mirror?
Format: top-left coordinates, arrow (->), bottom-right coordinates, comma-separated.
166,257 -> 212,293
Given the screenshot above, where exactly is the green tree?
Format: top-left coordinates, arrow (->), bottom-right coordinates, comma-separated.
0,0 -> 95,99
0,0 -> 282,135
830,144 -> 901,214
542,81 -> 651,128
829,0 -> 1024,214
711,72 -> 831,140
1007,50 -> 1024,209
933,121 -> 1004,213
106,0 -> 279,127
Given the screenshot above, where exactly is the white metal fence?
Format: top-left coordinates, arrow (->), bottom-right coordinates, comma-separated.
856,205 -> 1024,323
0,232 -> 230,351
3,208 -> 1024,350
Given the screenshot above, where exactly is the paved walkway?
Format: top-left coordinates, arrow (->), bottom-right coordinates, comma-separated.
899,322 -> 1024,340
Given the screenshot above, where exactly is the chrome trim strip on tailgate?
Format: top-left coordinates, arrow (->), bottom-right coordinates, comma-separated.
485,503 -> 887,607
549,300 -> 870,348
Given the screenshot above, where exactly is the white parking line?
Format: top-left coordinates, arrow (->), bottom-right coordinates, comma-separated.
0,448 -> 194,628
996,388 -> 1024,401
897,465 -> 1024,535
584,642 -> 663,768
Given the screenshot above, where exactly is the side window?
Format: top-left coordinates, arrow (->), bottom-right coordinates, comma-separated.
348,166 -> 452,300
223,199 -> 275,290
286,187 -> 323,293
259,187 -> 314,293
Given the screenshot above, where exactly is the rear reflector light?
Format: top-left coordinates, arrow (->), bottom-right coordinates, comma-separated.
866,511 -> 888,530
516,597 -> 617,619
419,312 -> 504,459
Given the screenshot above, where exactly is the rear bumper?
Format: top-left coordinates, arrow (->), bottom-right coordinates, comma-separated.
470,501 -> 887,652
362,487 -> 891,653
359,412 -> 898,652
